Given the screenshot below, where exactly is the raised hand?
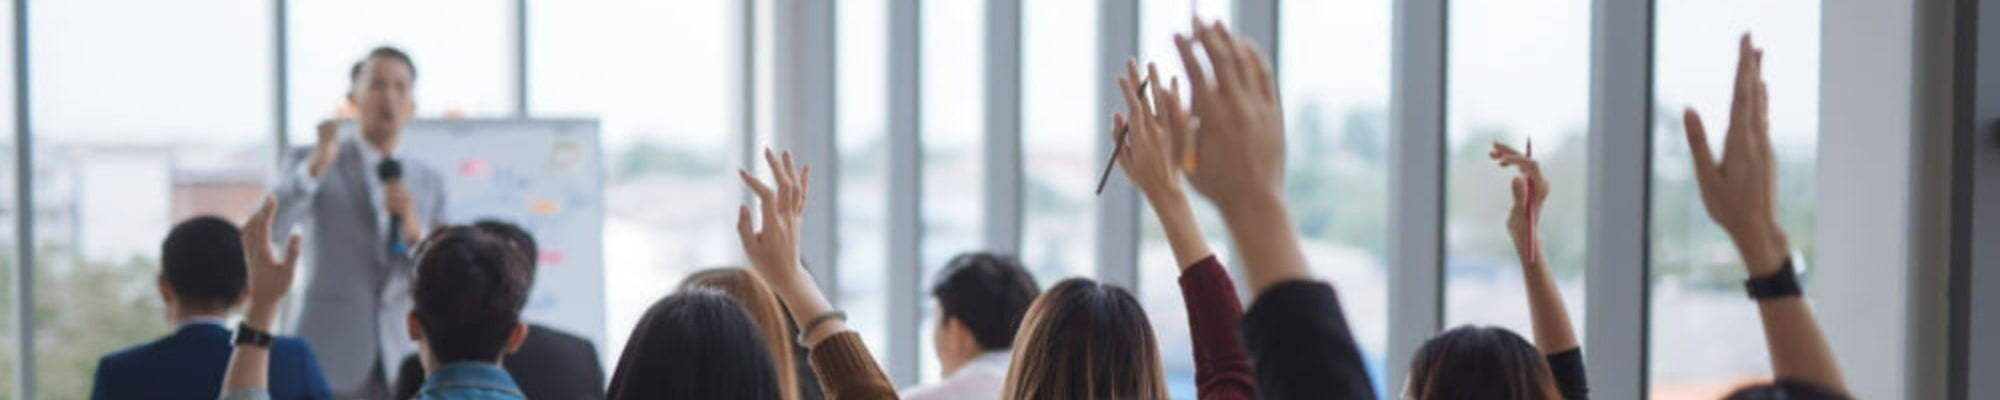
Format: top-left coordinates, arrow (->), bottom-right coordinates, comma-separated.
241,196 -> 302,329
1490,141 -> 1547,264
1172,18 -> 1285,212
1681,34 -> 1788,275
309,119 -> 344,178
1114,59 -> 1187,200
737,148 -> 810,281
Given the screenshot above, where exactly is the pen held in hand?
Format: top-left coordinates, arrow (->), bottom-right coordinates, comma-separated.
1096,79 -> 1151,195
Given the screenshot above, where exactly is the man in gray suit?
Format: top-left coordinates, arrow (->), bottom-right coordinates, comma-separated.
269,46 -> 448,399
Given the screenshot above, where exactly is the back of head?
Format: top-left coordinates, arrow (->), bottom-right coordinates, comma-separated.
161,216 -> 247,312
608,289 -> 783,400
1407,326 -> 1562,400
677,267 -> 801,400
1723,380 -> 1851,400
472,219 -> 538,285
931,252 -> 1041,350
412,226 -> 532,363
1000,278 -> 1165,400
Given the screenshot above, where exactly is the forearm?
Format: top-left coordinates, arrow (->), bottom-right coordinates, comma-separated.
1216,193 -> 1313,296
222,303 -> 280,392
765,263 -> 845,347
1755,297 -> 1846,392
1147,190 -> 1214,270
1519,250 -> 1579,354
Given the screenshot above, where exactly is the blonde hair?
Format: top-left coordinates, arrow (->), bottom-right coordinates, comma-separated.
678,267 -> 803,400
999,278 -> 1167,400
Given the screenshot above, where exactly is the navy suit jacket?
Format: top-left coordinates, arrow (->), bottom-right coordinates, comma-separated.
92,323 -> 333,400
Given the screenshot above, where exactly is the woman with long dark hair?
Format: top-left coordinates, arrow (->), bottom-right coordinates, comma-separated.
606,289 -> 784,400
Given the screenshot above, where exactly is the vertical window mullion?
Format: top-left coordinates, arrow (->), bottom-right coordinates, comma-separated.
984,0 -> 1021,255
885,0 -> 923,386
1094,0 -> 1138,289
1387,0 -> 1446,392
1586,0 -> 1650,397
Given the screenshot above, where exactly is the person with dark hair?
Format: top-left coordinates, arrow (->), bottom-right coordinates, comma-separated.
91,216 -> 332,400
1684,35 -> 1848,400
393,219 -> 606,400
221,197 -> 533,400
606,289 -> 786,399
677,267 -> 817,400
1093,57 -> 1258,400
901,252 -> 1039,400
1000,278 -> 1169,400
268,44 -> 450,398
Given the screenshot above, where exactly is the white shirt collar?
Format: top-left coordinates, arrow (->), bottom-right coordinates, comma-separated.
177,315 -> 229,328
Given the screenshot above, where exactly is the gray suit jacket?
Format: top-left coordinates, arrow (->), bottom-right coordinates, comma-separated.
270,138 -> 448,393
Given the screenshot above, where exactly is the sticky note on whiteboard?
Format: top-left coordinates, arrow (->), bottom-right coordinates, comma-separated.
528,198 -> 561,215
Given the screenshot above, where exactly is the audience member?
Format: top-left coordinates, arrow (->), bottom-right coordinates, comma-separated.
1105,58 -> 1259,399
900,252 -> 1038,400
736,149 -> 900,399
393,220 -> 605,400
678,267 -> 816,400
1682,35 -> 1848,400
606,289 -> 785,399
221,199 -> 534,400
91,216 -> 331,400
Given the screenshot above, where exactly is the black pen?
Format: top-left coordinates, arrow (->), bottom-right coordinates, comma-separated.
1096,79 -> 1151,195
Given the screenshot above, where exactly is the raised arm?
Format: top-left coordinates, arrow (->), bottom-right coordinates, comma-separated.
1171,18 -> 1374,399
219,197 -> 303,400
1113,58 -> 1256,399
1681,34 -> 1845,394
1492,142 -> 1587,399
736,149 -> 898,400
1490,142 -> 1579,355
267,120 -> 343,247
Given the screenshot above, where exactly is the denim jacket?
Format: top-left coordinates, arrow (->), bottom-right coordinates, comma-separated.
222,361 -> 523,400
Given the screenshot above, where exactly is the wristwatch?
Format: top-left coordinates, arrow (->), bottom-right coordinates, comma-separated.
234,323 -> 275,348
1744,254 -> 1803,300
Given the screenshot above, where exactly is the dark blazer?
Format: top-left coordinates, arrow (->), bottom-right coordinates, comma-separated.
396,324 -> 606,400
92,323 -> 332,400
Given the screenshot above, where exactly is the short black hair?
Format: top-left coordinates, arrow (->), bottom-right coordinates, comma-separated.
160,216 -> 247,311
929,252 -> 1040,350
472,219 -> 537,285
1723,380 -> 1851,400
412,225 -> 532,363
349,46 -> 417,84
607,289 -> 783,400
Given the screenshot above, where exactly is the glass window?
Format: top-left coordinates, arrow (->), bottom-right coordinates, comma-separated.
918,0 -> 985,382
838,0 -> 895,373
30,0 -> 273,396
289,0 -> 513,142
1281,0 -> 1395,394
1443,0 -> 1591,355
1649,2 -> 1819,398
1138,1 -> 1230,397
528,0 -> 744,358
0,0 -> 14,395
1019,0 -> 1097,283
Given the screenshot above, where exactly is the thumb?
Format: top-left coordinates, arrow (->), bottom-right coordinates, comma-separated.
282,234 -> 303,268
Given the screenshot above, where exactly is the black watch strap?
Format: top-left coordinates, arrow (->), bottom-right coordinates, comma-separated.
234,323 -> 275,348
1744,257 -> 1802,300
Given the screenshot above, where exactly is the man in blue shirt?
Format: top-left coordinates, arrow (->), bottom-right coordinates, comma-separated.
223,198 -> 532,400
91,216 -> 332,400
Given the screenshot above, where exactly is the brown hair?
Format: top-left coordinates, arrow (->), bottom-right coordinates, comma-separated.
999,278 -> 1167,400
677,267 -> 803,400
1406,326 -> 1563,400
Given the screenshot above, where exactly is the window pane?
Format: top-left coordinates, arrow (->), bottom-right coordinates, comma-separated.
1443,0 -> 1591,355
1020,0 -> 1097,283
919,0 -> 985,382
1282,0 -> 1395,394
289,0 -> 513,142
1649,2 -> 1818,398
1138,2 -> 1229,398
0,1 -> 14,395
31,0 -> 273,396
838,0 -> 895,374
528,0 -> 743,359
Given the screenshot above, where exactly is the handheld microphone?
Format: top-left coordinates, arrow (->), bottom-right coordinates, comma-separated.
377,159 -> 407,253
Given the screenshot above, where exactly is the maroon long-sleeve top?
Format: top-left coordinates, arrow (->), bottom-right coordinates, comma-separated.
1179,255 -> 1260,400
